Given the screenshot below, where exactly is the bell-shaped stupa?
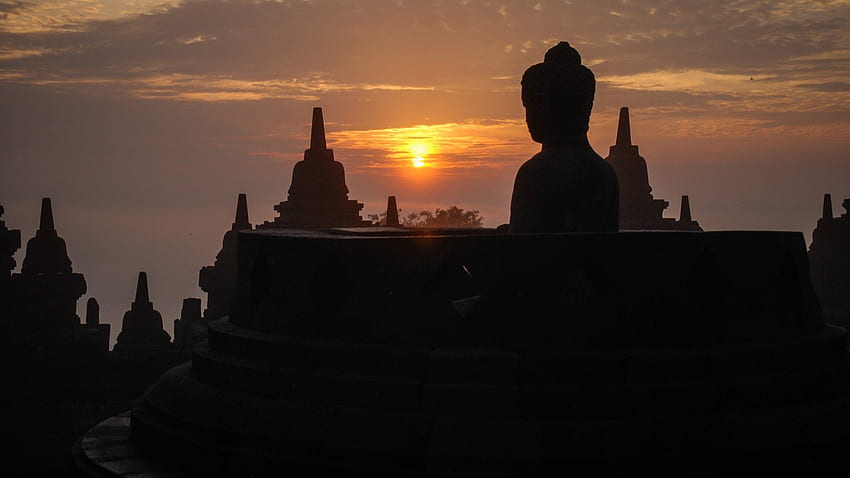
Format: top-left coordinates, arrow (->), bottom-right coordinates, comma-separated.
8,198 -> 109,357
605,107 -> 702,231
261,107 -> 371,229
21,198 -> 73,275
114,272 -> 171,352
14,198 -> 87,330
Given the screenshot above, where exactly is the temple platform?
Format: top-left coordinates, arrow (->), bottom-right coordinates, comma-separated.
76,229 -> 850,476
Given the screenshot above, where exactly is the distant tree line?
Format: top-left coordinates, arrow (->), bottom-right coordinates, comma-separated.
368,206 -> 484,228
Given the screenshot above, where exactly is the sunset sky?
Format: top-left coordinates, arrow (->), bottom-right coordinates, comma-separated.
1,0 -> 849,343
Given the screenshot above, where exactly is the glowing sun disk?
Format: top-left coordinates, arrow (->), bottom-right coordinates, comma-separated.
408,141 -> 431,168
409,142 -> 431,157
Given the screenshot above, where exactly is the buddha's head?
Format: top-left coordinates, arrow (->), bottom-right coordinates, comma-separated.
521,41 -> 595,145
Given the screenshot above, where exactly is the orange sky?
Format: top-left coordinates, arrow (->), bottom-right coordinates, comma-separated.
1,0 -> 849,344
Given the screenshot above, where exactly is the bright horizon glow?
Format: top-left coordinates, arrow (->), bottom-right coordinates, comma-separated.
330,120 -> 533,175
409,141 -> 430,168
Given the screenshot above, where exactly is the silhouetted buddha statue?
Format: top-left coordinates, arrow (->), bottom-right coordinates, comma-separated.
509,42 -> 619,233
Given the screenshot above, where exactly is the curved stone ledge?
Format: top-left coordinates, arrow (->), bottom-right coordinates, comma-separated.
126,362 -> 850,476
204,317 -> 847,387
188,331 -> 850,418
229,230 -> 823,349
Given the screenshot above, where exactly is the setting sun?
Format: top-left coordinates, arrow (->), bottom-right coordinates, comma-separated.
409,141 -> 431,168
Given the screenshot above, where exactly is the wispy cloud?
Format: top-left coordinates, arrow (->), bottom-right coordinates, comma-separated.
10,71 -> 436,101
0,0 -> 848,138
0,0 -> 179,33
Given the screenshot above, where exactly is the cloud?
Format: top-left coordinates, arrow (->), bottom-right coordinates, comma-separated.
798,81 -> 850,92
178,33 -> 215,45
23,72 -> 436,102
2,1 -> 849,89
0,0 -> 848,139
0,2 -> 30,15
0,0 -> 178,33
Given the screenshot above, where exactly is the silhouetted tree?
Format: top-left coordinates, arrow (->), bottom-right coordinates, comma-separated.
369,206 -> 483,227
367,209 -> 403,226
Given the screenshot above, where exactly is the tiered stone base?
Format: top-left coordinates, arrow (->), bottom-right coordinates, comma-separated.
75,230 -> 850,476
73,317 -> 850,476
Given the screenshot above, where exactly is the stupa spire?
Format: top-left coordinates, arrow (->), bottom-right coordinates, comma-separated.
234,193 -> 250,228
135,271 -> 150,305
386,196 -> 400,227
823,193 -> 833,219
267,107 -> 368,228
21,197 -> 72,274
86,297 -> 100,325
39,197 -> 55,234
310,107 -> 327,152
680,195 -> 692,222
616,107 -> 631,147
115,271 -> 171,351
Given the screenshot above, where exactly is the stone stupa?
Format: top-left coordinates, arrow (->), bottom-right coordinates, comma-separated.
605,107 -> 702,231
809,193 -> 850,326
114,272 -> 171,352
7,198 -> 109,359
260,107 -> 371,229
200,193 -> 252,322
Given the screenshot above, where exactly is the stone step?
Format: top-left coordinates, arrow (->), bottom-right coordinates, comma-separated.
190,339 -> 850,418
134,363 -> 850,476
206,318 -> 847,386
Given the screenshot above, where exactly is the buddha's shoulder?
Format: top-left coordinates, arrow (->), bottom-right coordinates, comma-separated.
519,147 -> 604,172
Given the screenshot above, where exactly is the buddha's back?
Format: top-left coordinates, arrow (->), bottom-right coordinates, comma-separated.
510,143 -> 618,233
509,42 -> 619,233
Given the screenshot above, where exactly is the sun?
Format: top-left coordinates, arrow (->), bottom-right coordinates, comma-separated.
408,141 -> 431,169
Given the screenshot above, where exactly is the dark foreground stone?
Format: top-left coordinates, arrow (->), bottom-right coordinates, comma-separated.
77,229 -> 850,477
